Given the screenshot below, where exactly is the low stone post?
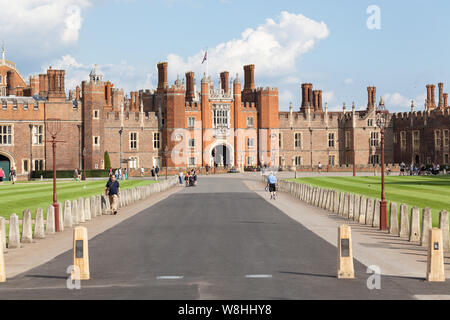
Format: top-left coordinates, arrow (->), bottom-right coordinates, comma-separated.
21,209 -> 33,243
372,199 -> 381,228
421,208 -> 433,247
72,200 -> 79,225
358,196 -> 367,224
439,210 -> 450,252
388,202 -> 399,236
365,198 -> 374,226
8,214 -> 21,249
399,204 -> 410,238
34,208 -> 45,239
409,207 -> 421,243
85,198 -> 91,221
46,205 -> 56,234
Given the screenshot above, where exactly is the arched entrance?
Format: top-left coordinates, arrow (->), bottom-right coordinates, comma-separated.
211,144 -> 231,167
0,154 -> 10,181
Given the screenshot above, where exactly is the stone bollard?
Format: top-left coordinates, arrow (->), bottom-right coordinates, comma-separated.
0,217 -> 6,251
426,228 -> 445,282
96,195 -> 102,216
337,225 -> 354,279
84,198 -> 91,221
78,198 -> 85,223
34,208 -> 45,239
421,208 -> 433,247
338,192 -> 345,216
388,202 -> 399,236
365,198 -> 374,226
439,210 -> 450,252
353,195 -> 361,222
72,226 -> 90,280
399,204 -> 410,238
0,234 -> 4,282
64,200 -> 73,228
8,214 -> 21,249
343,193 -> 350,218
333,191 -> 339,214
348,194 -> 355,220
21,209 -> 33,244
90,196 -> 96,218
101,195 -> 110,215
358,196 -> 367,224
58,202 -> 64,232
409,207 -> 421,243
72,200 -> 79,225
372,199 -> 381,228
46,205 -> 56,234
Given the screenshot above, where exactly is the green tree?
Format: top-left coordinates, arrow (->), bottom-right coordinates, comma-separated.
104,151 -> 112,170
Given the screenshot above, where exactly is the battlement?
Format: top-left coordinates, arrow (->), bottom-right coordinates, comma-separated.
243,102 -> 256,109
104,110 -> 159,127
185,101 -> 200,110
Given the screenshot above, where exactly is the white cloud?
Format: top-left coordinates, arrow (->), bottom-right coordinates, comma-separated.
383,92 -> 426,109
167,11 -> 329,80
0,0 -> 91,57
41,55 -> 156,94
279,89 -> 295,108
323,91 -> 335,103
344,78 -> 353,85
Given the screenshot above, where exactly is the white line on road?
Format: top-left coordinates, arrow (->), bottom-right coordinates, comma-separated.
245,275 -> 273,278
156,276 -> 184,280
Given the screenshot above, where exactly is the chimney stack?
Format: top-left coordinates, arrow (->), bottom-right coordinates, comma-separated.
185,72 -> 195,102
220,71 -> 229,93
157,62 -> 168,90
431,84 -> 436,107
439,83 -> 444,108
444,93 -> 448,108
76,85 -> 80,100
318,90 -> 323,111
313,90 -> 319,110
243,64 -> 255,91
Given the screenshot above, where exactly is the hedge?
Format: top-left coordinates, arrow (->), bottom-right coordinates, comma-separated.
31,170 -> 110,179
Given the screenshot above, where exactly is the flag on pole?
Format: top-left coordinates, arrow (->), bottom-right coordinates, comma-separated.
202,49 -> 208,64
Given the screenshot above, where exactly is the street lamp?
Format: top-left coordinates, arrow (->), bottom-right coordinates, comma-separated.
119,128 -> 123,169
164,145 -> 168,180
376,97 -> 389,231
82,147 -> 86,181
45,119 -> 65,232
29,124 -> 33,181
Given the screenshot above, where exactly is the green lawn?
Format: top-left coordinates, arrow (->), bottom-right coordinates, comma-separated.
288,175 -> 450,228
0,179 -> 157,220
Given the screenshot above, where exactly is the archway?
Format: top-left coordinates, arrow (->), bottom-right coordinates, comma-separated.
0,154 -> 10,181
211,144 -> 231,167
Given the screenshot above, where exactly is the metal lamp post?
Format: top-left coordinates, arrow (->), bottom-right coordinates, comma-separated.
29,124 -> 33,181
119,128 -> 123,169
45,119 -> 65,232
376,98 -> 389,231
164,145 -> 168,180
82,147 -> 86,181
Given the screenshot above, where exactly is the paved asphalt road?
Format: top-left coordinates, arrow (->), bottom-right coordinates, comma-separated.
0,177 -> 449,300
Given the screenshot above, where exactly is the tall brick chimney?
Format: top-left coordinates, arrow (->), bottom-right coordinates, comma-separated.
157,62 -> 168,90
367,86 -> 376,109
301,83 -> 308,110
438,83 -> 444,108
76,85 -> 80,100
372,87 -> 377,108
444,93 -> 448,108
185,71 -> 195,102
318,90 -> 323,111
431,84 -> 436,108
313,90 -> 319,111
220,71 -> 229,93
243,64 -> 255,91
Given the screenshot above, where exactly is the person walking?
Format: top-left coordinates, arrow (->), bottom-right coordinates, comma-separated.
267,172 -> 278,200
0,167 -> 4,183
184,171 -> 189,187
151,167 -> 155,180
9,167 -> 16,184
178,171 -> 184,186
155,166 -> 160,181
318,162 -> 322,174
105,174 -> 120,215
74,168 -> 79,182
140,167 -> 145,177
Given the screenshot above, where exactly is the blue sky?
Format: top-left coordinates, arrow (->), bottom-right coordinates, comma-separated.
1,0 -> 449,112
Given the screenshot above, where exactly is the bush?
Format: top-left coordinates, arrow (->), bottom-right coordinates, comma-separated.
104,151 -> 111,170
